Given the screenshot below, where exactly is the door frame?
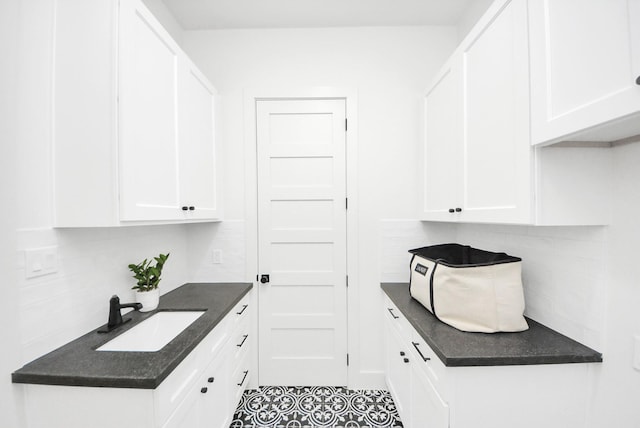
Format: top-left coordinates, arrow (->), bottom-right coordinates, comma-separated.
243,88 -> 359,388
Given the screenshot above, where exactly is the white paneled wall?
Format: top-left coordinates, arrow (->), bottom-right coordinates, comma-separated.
16,226 -> 189,364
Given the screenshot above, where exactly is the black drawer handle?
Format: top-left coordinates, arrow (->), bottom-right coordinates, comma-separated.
448,208 -> 455,213
403,357 -> 409,363
181,206 -> 188,211
387,308 -> 400,319
412,341 -> 431,362
455,207 -> 462,212
189,206 -> 195,211
400,351 -> 405,356
236,304 -> 248,315
237,370 -> 249,386
201,387 -> 208,393
636,75 -> 640,85
207,377 -> 214,383
237,334 -> 248,348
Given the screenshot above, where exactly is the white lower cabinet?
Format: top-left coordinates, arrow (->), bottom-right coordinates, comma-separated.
384,321 -> 411,423
410,357 -> 449,428
383,296 -> 591,428
22,293 -> 253,428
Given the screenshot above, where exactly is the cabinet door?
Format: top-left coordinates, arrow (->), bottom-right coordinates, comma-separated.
422,58 -> 463,221
118,0 -> 182,221
529,0 -> 640,145
197,353 -> 230,428
384,322 -> 411,426
162,386 -> 200,428
460,0 -> 532,224
411,364 -> 449,428
178,58 -> 220,220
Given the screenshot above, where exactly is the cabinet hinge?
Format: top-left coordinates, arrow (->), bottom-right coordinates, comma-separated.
345,118 -> 348,131
347,353 -> 350,366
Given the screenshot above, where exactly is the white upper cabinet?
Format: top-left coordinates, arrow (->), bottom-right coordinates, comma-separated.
529,0 -> 640,145
459,0 -> 532,224
118,0 -> 182,221
423,0 -> 533,224
53,0 -> 220,227
177,58 -> 220,220
422,59 -> 463,221
421,0 -> 612,226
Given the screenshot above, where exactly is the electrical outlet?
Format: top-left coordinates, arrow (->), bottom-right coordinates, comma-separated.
212,249 -> 223,264
25,246 -> 59,278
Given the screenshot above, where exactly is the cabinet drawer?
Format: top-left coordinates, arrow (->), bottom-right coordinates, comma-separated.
197,316 -> 229,363
409,331 -> 448,399
383,297 -> 411,338
230,351 -> 251,413
230,295 -> 251,329
230,329 -> 250,362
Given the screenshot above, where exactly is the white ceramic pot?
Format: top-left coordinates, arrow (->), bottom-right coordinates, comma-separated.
136,289 -> 159,312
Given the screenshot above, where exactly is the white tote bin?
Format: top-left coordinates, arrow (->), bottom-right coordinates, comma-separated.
409,243 -> 528,333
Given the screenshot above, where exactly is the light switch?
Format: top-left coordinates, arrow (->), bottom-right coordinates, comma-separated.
212,249 -> 222,264
25,246 -> 59,278
634,336 -> 640,372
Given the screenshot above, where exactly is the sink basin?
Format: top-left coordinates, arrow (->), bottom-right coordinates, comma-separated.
97,311 -> 205,352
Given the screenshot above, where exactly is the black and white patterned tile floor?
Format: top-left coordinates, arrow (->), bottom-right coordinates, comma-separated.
229,386 -> 404,428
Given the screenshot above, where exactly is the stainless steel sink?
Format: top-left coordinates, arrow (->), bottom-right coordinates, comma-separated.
96,311 -> 205,352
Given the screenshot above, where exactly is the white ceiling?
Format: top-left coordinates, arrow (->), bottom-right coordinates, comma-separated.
161,0 -> 481,30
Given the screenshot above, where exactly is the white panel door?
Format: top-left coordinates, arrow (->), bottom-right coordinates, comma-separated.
257,99 -> 347,386
118,0 -> 182,221
178,58 -> 219,220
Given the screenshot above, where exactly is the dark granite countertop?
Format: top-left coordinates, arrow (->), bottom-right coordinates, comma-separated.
382,282 -> 602,367
12,282 -> 252,389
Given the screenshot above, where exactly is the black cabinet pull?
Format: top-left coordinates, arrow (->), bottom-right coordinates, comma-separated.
403,357 -> 409,363
236,304 -> 248,315
237,370 -> 249,386
259,274 -> 270,284
237,334 -> 248,348
412,341 -> 431,362
400,351 -> 405,356
455,207 -> 462,212
189,206 -> 195,211
636,75 -> 640,85
448,208 -> 455,213
181,206 -> 188,211
387,308 -> 400,319
207,377 -> 214,383
201,387 -> 208,393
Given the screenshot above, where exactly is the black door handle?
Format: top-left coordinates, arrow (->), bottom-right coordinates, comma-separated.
259,274 -> 270,284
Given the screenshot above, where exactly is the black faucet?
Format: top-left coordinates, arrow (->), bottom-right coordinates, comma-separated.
98,295 -> 142,333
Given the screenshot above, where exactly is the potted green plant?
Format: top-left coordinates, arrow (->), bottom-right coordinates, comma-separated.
128,253 -> 170,312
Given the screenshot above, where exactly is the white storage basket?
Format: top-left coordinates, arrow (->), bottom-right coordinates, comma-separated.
409,244 -> 528,333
